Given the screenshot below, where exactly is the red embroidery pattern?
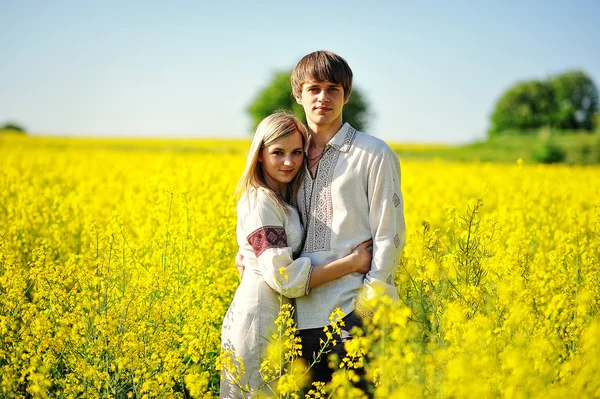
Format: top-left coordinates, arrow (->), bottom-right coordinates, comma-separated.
247,226 -> 287,257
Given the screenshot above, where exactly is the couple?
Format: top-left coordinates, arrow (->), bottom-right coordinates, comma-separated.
220,50 -> 406,398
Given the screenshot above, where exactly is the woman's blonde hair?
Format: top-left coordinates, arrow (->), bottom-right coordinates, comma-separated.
237,111 -> 308,213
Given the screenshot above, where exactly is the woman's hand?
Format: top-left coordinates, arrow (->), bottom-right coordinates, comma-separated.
236,252 -> 245,279
351,239 -> 373,274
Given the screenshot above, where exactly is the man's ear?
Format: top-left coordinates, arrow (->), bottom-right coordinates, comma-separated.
294,93 -> 302,104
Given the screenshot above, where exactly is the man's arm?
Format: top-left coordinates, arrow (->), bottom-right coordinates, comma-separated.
355,145 -> 406,319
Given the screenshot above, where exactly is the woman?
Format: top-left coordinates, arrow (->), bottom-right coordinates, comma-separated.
220,112 -> 372,398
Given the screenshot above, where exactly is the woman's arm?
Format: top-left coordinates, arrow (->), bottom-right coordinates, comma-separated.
238,191 -> 373,298
235,239 -> 372,296
307,239 -> 372,289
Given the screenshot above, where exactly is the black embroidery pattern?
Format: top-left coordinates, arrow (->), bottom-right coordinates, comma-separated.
304,266 -> 314,295
393,193 -> 401,208
302,151 -> 337,253
394,233 -> 401,248
302,127 -> 357,253
338,126 -> 356,152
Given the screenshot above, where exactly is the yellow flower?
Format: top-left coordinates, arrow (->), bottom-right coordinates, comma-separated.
1,135 -> 599,398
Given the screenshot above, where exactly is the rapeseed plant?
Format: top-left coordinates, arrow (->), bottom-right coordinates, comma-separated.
1,135 -> 599,398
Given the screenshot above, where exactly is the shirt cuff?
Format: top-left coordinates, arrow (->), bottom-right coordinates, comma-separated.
354,294 -> 374,320
304,265 -> 314,296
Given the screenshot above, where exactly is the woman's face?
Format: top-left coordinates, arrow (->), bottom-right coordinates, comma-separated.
258,130 -> 304,195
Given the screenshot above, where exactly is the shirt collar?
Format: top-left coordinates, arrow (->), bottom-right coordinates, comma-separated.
325,123 -> 357,153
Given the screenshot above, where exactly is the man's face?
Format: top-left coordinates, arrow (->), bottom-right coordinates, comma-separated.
295,79 -> 348,128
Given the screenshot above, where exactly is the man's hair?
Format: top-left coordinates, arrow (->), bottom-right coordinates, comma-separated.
291,50 -> 353,100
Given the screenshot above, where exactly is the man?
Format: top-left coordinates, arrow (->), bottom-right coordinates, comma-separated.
237,50 -> 406,391
291,50 -> 406,388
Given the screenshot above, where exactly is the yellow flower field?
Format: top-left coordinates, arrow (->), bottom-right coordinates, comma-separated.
1,135 -> 599,398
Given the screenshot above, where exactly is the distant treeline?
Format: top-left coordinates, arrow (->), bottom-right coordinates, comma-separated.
489,70 -> 599,136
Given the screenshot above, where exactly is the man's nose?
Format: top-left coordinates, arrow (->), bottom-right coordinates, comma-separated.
318,90 -> 328,102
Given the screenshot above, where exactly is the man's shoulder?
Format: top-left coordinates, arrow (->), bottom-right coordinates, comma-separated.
350,127 -> 396,157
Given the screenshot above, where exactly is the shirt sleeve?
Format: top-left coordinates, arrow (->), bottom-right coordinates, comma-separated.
356,145 -> 406,319
240,193 -> 313,298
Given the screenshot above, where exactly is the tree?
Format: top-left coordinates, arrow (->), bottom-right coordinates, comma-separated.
247,71 -> 304,131
489,80 -> 557,136
247,70 -> 371,132
0,122 -> 27,134
341,88 -> 370,133
489,70 -> 600,136
550,70 -> 599,131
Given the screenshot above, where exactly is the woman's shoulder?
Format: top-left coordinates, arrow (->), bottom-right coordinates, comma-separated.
238,188 -> 282,215
239,187 -> 267,205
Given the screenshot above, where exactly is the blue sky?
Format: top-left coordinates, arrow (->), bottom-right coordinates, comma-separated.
1,1 -> 599,143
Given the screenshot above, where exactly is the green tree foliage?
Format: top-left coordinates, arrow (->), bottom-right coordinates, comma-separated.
489,80 -> 557,135
550,71 -> 599,131
341,88 -> 370,134
489,71 -> 599,136
0,122 -> 27,134
247,70 -> 371,132
247,71 -> 304,131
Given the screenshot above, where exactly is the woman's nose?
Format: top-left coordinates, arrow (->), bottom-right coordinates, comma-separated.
283,154 -> 295,165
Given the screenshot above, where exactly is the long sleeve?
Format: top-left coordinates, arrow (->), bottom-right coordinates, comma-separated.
356,145 -> 406,319
238,192 -> 312,299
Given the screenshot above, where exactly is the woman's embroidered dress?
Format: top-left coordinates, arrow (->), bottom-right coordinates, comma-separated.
220,189 -> 311,398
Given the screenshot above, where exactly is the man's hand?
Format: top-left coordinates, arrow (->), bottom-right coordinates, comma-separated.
350,239 -> 373,274
235,252 -> 245,279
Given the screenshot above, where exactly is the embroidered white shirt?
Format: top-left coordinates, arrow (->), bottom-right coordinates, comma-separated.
237,189 -> 312,299
295,123 -> 406,329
